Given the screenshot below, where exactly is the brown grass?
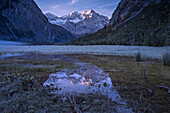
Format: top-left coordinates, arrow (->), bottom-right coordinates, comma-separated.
68,54 -> 170,112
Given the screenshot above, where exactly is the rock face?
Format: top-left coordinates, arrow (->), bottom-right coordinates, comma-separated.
0,0 -> 75,44
110,0 -> 153,25
45,10 -> 109,37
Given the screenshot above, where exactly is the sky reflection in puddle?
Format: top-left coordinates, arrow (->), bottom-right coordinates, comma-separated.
43,56 -> 132,112
44,67 -> 121,102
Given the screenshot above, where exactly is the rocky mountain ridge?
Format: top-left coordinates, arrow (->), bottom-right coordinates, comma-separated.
45,10 -> 109,37
110,0 -> 154,25
0,0 -> 75,44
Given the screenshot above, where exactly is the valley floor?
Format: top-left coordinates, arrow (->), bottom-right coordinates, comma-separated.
0,42 -> 170,112
0,42 -> 170,59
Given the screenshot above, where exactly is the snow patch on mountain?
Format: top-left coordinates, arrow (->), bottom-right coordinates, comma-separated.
50,19 -> 67,25
69,18 -> 82,23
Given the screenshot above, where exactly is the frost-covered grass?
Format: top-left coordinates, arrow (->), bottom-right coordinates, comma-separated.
0,72 -> 122,112
0,44 -> 170,59
71,54 -> 170,112
0,56 -> 78,73
0,54 -> 131,113
0,52 -> 170,112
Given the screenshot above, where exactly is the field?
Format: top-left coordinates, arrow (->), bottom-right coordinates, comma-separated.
0,43 -> 170,59
0,43 -> 170,112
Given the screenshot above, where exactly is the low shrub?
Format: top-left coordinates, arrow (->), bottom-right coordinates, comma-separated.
163,52 -> 170,66
136,52 -> 141,62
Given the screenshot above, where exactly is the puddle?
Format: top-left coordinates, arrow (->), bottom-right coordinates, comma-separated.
44,59 -> 133,112
44,72 -> 121,100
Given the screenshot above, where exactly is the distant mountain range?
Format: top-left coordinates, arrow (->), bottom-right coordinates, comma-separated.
0,0 -> 75,44
45,10 -> 109,37
69,0 -> 170,46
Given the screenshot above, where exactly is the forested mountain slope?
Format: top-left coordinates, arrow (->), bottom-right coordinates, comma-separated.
69,0 -> 170,46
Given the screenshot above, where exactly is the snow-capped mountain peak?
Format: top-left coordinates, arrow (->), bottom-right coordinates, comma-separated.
45,13 -> 59,21
82,10 -> 92,17
82,9 -> 95,15
69,11 -> 80,16
45,13 -> 56,18
67,10 -> 97,21
45,10 -> 109,37
67,11 -> 83,23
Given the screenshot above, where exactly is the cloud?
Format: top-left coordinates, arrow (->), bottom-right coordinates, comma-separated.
98,1 -> 119,9
51,5 -> 61,9
98,4 -> 114,8
68,0 -> 79,5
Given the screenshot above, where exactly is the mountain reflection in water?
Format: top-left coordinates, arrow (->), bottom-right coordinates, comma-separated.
44,62 -> 121,102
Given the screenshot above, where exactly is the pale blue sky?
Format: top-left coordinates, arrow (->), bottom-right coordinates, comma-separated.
34,0 -> 120,18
